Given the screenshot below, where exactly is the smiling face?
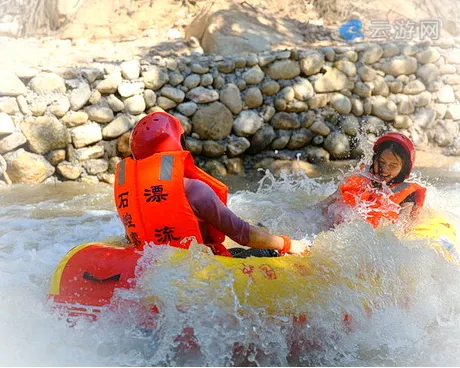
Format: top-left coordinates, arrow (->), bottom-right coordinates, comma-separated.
372,148 -> 403,183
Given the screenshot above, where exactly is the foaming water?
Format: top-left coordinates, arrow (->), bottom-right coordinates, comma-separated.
0,170 -> 460,366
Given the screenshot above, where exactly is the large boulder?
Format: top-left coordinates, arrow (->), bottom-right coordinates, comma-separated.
192,102 -> 233,140
5,149 -> 55,184
20,116 -> 69,155
185,1 -> 304,55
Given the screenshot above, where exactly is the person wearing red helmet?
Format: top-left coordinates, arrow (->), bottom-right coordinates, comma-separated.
319,132 -> 426,229
113,111 -> 309,257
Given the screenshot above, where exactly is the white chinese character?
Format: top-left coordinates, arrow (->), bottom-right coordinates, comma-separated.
369,20 -> 393,39
394,19 -> 416,40
420,20 -> 441,40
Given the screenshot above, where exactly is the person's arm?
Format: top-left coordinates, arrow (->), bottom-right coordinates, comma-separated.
185,179 -> 309,255
318,189 -> 341,216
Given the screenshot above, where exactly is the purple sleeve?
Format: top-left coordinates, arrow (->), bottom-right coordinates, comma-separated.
184,179 -> 251,245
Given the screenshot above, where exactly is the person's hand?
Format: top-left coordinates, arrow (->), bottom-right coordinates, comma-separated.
288,239 -> 312,255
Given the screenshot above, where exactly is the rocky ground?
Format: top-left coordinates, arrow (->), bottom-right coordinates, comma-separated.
1,0 -> 459,175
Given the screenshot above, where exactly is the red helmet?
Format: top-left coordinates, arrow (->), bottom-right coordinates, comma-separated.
373,132 -> 416,177
129,112 -> 184,160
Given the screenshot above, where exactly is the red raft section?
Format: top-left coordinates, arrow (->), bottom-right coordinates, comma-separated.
48,242 -> 154,321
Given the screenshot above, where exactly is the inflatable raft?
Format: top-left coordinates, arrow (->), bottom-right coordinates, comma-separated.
48,216 -> 459,323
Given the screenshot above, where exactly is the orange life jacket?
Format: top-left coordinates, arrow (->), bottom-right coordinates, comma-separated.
339,172 -> 426,228
113,150 -> 232,257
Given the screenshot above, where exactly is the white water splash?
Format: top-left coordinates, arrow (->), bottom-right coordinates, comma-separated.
0,173 -> 459,366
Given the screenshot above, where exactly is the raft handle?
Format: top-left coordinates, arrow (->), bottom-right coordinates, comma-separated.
83,272 -> 121,282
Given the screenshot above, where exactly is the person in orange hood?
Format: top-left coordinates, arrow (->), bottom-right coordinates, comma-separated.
320,132 -> 426,229
113,112 -> 309,257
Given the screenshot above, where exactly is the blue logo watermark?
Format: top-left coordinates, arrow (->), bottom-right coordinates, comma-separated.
339,19 -> 364,41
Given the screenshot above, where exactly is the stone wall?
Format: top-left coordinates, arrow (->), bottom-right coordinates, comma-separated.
0,39 -> 460,185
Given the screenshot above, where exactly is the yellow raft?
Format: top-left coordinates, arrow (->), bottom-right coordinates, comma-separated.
48,215 -> 459,322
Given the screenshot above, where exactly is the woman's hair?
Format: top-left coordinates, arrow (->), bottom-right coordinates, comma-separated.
370,141 -> 411,184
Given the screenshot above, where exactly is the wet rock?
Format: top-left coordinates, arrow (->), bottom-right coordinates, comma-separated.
299,51 -> 324,75
177,101 -> 197,117
247,125 -> 276,154
304,146 -> 330,163
340,115 -> 360,136
161,86 -> 185,103
267,60 -> 300,80
323,132 -> 351,159
184,137 -> 203,156
202,140 -> 226,158
287,128 -> 313,149
142,66 -> 169,90
445,105 -> 460,120
225,158 -> 245,175
244,87 -> 263,108
269,159 -> 319,178
203,160 -> 227,177
124,95 -> 146,115
57,161 -> 82,180
361,45 -> 383,64
233,110 -> 263,137
118,81 -> 144,98
61,111 -> 88,127
107,94 -> 125,112
379,56 -> 418,76
358,65 -> 377,82
310,119 -> 331,136
398,96 -> 415,115
108,156 -> 122,173
96,72 -> 123,94
29,72 -> 66,94
371,97 -> 397,121
432,120 -> 459,146
334,60 -> 357,77
270,112 -> 300,129
0,113 -> 15,135
217,59 -> 235,74
6,148 -> 55,184
0,98 -> 19,115
372,76 -> 390,96
330,93 -> 352,114
20,116 -> 68,155
243,67 -> 265,85
393,115 -> 413,129
314,67 -> 350,93
157,96 -> 177,110
83,159 -> 109,175
0,132 -> 27,154
0,71 -> 26,97
70,82 -> 91,110
45,149 -> 66,166
270,130 -> 291,150
121,60 -> 140,80
220,84 -> 243,114
403,80 -> 426,95
201,74 -> 213,87
186,86 -> 219,104
292,78 -> 314,101
117,132 -> 131,157
102,115 -> 133,139
414,108 -> 436,128
184,74 -> 201,89
85,106 -> 114,123
415,48 -> 441,64
192,102 -> 233,140
261,81 -> 280,96
364,116 -> 385,134
70,122 -> 102,148
437,85 -> 456,103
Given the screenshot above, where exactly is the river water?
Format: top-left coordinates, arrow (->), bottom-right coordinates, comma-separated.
1,162 -> 460,366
